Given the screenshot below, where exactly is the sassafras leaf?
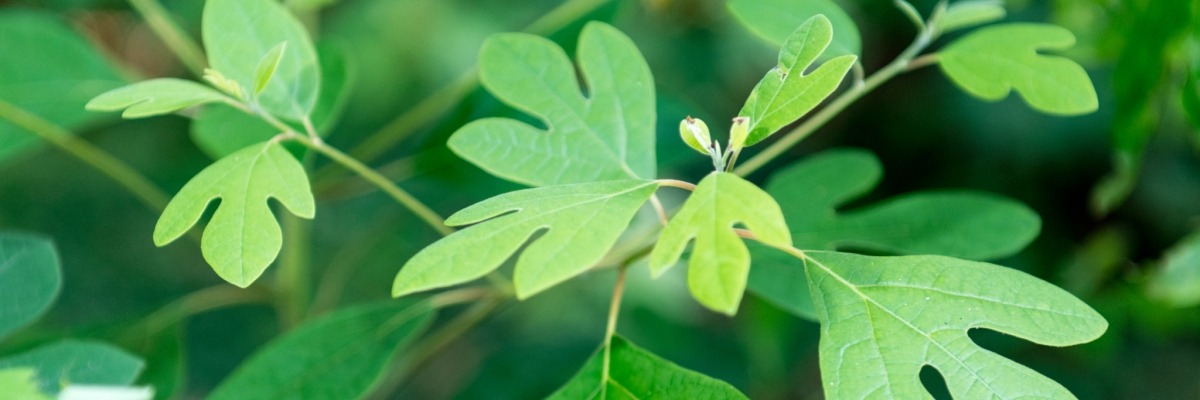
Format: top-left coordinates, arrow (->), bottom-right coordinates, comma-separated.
548,336 -> 748,400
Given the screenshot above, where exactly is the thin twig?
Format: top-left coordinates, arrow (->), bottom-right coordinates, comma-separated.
126,0 -> 207,76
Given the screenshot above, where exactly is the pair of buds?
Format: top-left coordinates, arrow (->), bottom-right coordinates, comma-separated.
680,116 -> 749,171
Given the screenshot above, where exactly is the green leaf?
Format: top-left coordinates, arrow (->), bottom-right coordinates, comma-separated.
803,251 -> 1107,399
0,368 -> 50,400
85,79 -> 230,118
738,15 -> 857,146
548,336 -> 748,399
448,22 -> 656,186
254,41 -> 288,95
650,173 -> 792,315
203,0 -> 320,121
939,0 -> 1006,33
746,149 -> 1040,320
1146,231 -> 1200,307
208,300 -> 434,400
938,23 -> 1098,115
0,340 -> 144,395
192,43 -> 351,159
0,10 -> 125,163
0,232 -> 61,341
727,0 -> 861,59
153,141 -> 316,287
394,180 -> 657,299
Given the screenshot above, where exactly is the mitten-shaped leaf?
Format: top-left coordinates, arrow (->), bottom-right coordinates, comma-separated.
0,233 -> 60,341
650,173 -> 792,315
203,0 -> 320,121
154,142 -> 315,287
393,180 -> 657,299
739,15 -> 857,146
549,336 -> 748,399
938,23 -> 1098,115
86,79 -> 229,118
803,251 -> 1107,399
449,22 -> 656,186
728,0 -> 861,59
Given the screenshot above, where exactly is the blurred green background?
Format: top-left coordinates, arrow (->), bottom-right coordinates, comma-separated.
0,0 -> 1198,398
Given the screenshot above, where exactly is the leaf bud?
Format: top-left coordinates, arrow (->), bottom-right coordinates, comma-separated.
679,116 -> 712,155
729,117 -> 749,152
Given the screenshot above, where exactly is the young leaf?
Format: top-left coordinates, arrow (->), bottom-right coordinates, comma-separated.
0,10 -> 125,163
394,180 -> 657,299
938,23 -> 1098,115
938,0 -> 1006,33
727,0 -> 861,59
1146,230 -> 1200,307
0,340 -> 144,395
85,79 -> 230,119
746,149 -> 1040,320
802,251 -> 1107,399
650,173 -> 792,315
253,41 -> 288,96
548,336 -> 748,399
449,22 -> 656,187
208,300 -> 434,400
739,15 -> 857,146
0,368 -> 50,400
203,0 -> 320,121
154,141 -> 316,287
0,232 -> 61,341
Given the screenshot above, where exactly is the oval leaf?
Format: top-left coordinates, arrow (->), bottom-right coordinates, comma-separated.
548,336 -> 748,399
650,173 -> 792,315
728,0 -> 861,59
86,79 -> 229,119
449,22 -> 656,186
394,180 -> 657,299
938,23 -> 1098,115
208,300 -> 434,400
0,340 -> 144,395
0,232 -> 60,341
154,141 -> 316,287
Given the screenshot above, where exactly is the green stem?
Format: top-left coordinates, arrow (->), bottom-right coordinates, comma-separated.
0,99 -> 170,212
290,134 -> 454,236
277,199 -> 313,328
133,285 -> 273,336
600,266 -> 628,397
733,17 -> 939,177
126,0 -> 208,76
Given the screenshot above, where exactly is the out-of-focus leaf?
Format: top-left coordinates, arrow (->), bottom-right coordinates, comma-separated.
208,300 -> 434,400
939,0 -> 1006,33
203,0 -> 320,121
394,180 -> 657,299
0,340 -> 144,395
1147,231 -> 1200,307
0,10 -> 125,163
153,142 -> 315,287
58,386 -> 154,400
0,368 -> 50,400
727,0 -> 861,59
548,336 -> 748,399
85,79 -> 229,119
191,43 -> 351,159
938,23 -> 1098,115
747,149 -> 1040,320
739,15 -> 857,146
803,251 -> 1107,399
650,173 -> 792,315
449,22 -> 656,186
0,232 -> 60,341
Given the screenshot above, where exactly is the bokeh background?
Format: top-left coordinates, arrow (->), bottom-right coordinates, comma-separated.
1,0 -> 1198,398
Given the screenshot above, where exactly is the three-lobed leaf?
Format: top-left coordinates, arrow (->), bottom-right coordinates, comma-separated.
0,340 -> 144,395
938,23 -> 1098,115
394,180 -> 657,299
650,173 -> 792,315
0,232 -> 61,341
739,15 -> 857,146
449,22 -> 656,187
0,10 -> 125,163
727,0 -> 861,59
803,251 -> 1107,399
548,336 -> 748,399
85,79 -> 230,119
203,0 -> 320,121
208,300 -> 433,400
154,141 -> 315,287
746,149 -> 1040,320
